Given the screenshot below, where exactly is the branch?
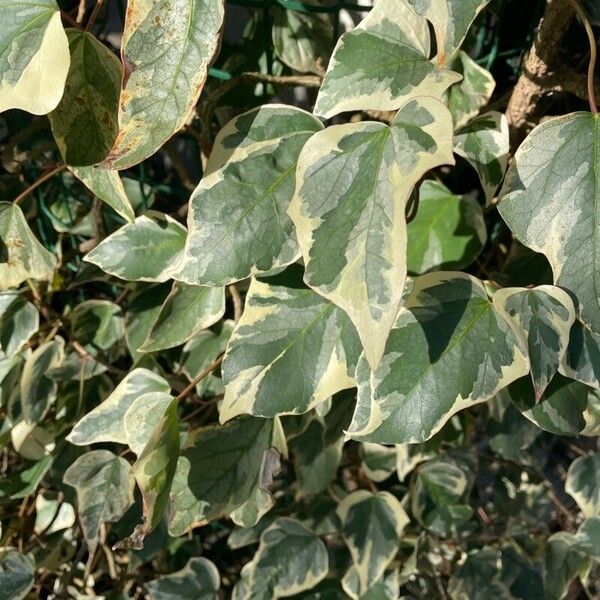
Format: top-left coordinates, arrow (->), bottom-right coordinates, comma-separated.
13,164 -> 66,205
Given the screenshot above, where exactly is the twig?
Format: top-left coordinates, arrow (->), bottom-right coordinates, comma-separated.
60,10 -> 84,29
76,0 -> 86,23
86,0 -> 105,32
13,164 -> 66,205
175,354 -> 224,401
568,0 -> 598,113
228,284 -> 243,323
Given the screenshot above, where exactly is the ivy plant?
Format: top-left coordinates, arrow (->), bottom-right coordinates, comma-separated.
1,0 -> 600,598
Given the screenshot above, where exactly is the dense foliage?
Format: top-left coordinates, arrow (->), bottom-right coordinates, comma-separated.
1,0 -> 600,598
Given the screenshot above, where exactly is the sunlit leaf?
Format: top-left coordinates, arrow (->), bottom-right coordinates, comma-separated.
101,0 -> 225,169
349,273 -> 528,443
291,97 -> 454,368
145,557 -> 220,600
0,202 -> 57,291
314,0 -> 460,118
175,105 -> 322,285
0,0 -> 69,115
64,449 -> 134,553
220,267 -> 360,422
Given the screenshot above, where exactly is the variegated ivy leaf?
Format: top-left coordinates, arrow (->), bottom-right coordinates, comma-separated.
559,320 -> 600,389
313,0 -> 461,118
0,0 -> 70,115
0,202 -> 57,291
0,549 -> 35,600
337,491 -> 409,595
21,337 -> 64,424
566,453 -> 600,518
342,567 -> 400,600
291,97 -> 454,369
454,112 -> 509,203
175,106 -> 322,286
131,398 -> 179,532
405,0 -> 491,65
64,449 -> 134,554
0,293 -> 38,358
508,375 -> 600,438
49,30 -> 120,166
101,0 -> 225,169
446,51 -> 495,129
359,443 -> 397,482
145,557 -> 220,600
70,167 -> 135,223
407,180 -> 486,274
498,112 -> 600,333
67,368 -> 170,446
543,532 -> 591,600
85,212 -> 186,282
220,267 -> 360,422
139,283 -> 225,352
69,299 -> 124,351
242,518 -> 329,599
349,273 -> 528,443
493,286 -> 576,401
123,391 -> 173,455
273,7 -> 332,75
169,416 -> 286,536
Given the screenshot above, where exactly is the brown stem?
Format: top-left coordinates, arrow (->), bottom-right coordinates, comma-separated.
175,354 -> 224,401
85,0 -> 105,32
228,284 -> 243,323
60,10 -> 83,29
13,164 -> 66,205
568,0 -> 598,113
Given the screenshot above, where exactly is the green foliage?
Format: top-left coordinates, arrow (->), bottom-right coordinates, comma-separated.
1,0 -> 600,597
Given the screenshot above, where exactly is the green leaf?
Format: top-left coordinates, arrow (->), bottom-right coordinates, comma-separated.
359,443 -> 397,482
273,5 -> 333,75
560,320 -> 600,389
11,421 -> 55,460
411,457 -> 473,537
543,532 -> 590,600
70,167 -> 135,223
145,557 -> 220,600
291,97 -> 454,368
0,453 -> 53,499
498,113 -> 600,333
337,491 -> 409,594
175,106 -> 322,285
0,549 -> 35,600
131,398 -> 179,532
0,293 -> 38,357
454,111 -> 509,203
243,517 -> 329,599
125,284 -> 171,361
101,0 -> 225,169
446,51 -> 495,129
67,368 -> 171,446
85,212 -> 187,282
49,30 -> 120,166
493,286 -> 576,400
0,0 -> 69,115
169,416 -> 284,536
20,337 -> 64,424
69,299 -> 124,351
508,375 -> 599,437
139,282 -> 225,352
342,567 -> 400,600
0,202 -> 57,291
64,449 -> 134,553
407,180 -> 486,274
123,391 -> 173,455
349,273 -> 528,443
574,517 -> 600,558
406,0 -> 491,65
566,453 -> 600,518
314,0 -> 461,118
220,267 -> 360,422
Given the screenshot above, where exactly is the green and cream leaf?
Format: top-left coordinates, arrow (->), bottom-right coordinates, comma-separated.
290,97 -> 454,368
566,453 -> 600,518
145,557 -> 220,600
348,273 -> 529,443
314,0 -> 460,118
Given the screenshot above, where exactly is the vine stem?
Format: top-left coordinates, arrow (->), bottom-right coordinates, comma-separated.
85,0 -> 105,32
175,354 -> 224,401
569,0 -> 598,114
13,164 -> 66,205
